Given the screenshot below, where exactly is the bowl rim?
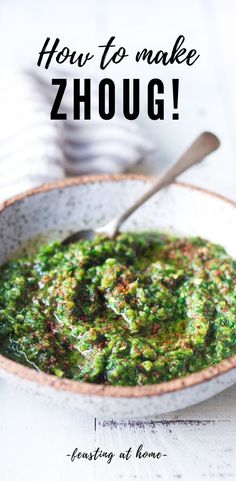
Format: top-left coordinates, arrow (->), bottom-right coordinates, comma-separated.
0,173 -> 236,399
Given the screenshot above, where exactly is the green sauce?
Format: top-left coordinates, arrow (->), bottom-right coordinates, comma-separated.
0,232 -> 235,386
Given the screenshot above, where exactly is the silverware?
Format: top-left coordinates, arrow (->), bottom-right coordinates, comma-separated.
62,131 -> 220,244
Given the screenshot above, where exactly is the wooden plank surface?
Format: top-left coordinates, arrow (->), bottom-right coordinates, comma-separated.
1,381 -> 236,480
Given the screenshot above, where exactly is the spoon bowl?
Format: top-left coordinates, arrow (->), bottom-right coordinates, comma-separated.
62,229 -> 96,245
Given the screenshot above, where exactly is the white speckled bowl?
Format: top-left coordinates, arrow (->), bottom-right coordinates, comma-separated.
0,174 -> 236,418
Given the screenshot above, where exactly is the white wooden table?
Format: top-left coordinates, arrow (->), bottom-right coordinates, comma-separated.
1,380 -> 236,481
0,1 -> 236,480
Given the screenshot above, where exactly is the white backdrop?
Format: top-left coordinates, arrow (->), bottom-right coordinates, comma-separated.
1,0 -> 236,198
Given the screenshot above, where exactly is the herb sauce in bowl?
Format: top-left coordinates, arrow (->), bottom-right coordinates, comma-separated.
0,232 -> 235,386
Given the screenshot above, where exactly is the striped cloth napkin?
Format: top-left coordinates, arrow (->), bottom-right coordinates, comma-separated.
0,70 -> 153,202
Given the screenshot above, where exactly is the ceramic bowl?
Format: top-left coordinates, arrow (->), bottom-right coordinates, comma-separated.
0,174 -> 236,418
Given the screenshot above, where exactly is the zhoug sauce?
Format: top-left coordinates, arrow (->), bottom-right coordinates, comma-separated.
0,232 -> 235,386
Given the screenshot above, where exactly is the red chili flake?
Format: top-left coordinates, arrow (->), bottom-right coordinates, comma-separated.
49,355 -> 56,365
168,250 -> 177,260
45,332 -> 55,341
97,339 -> 107,349
151,324 -> 160,334
46,321 -> 56,332
42,275 -> 50,283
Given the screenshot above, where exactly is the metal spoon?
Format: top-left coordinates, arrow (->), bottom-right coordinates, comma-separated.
62,132 -> 220,244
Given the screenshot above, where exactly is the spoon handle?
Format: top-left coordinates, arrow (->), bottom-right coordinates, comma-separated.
101,132 -> 220,238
